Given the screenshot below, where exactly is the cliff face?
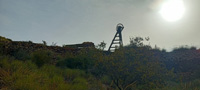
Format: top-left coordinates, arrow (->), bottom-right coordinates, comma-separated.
0,36 -> 95,55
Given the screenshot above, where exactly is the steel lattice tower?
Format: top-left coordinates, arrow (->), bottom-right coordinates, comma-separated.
108,23 -> 124,52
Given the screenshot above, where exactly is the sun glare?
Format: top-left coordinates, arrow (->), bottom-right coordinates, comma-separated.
159,0 -> 185,22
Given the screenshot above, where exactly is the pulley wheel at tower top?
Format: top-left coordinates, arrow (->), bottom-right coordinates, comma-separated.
116,23 -> 124,32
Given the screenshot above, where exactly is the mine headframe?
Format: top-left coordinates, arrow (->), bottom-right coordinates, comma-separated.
108,23 -> 124,52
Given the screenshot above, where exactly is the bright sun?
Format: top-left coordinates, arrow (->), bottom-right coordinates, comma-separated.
159,0 -> 185,22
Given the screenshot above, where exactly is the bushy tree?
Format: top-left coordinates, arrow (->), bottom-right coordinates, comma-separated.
96,41 -> 106,51
95,37 -> 168,90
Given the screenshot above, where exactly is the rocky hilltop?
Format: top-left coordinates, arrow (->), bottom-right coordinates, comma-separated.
0,36 -> 95,55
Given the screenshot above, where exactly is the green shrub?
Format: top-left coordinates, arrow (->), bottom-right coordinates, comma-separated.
70,77 -> 88,90
56,57 -> 92,70
154,79 -> 200,90
31,50 -> 54,67
0,56 -> 73,90
63,68 -> 86,82
0,43 -> 3,55
13,49 -> 30,61
0,57 -> 42,90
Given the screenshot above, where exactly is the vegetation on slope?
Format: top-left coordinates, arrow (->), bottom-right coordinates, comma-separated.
0,36 -> 200,90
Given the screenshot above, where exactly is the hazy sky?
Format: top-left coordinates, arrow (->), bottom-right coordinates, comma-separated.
0,0 -> 200,51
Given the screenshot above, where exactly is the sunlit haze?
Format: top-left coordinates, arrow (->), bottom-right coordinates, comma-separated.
1,0 -> 200,51
159,0 -> 185,22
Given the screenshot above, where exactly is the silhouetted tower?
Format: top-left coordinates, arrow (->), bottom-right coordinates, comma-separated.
108,23 -> 124,52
